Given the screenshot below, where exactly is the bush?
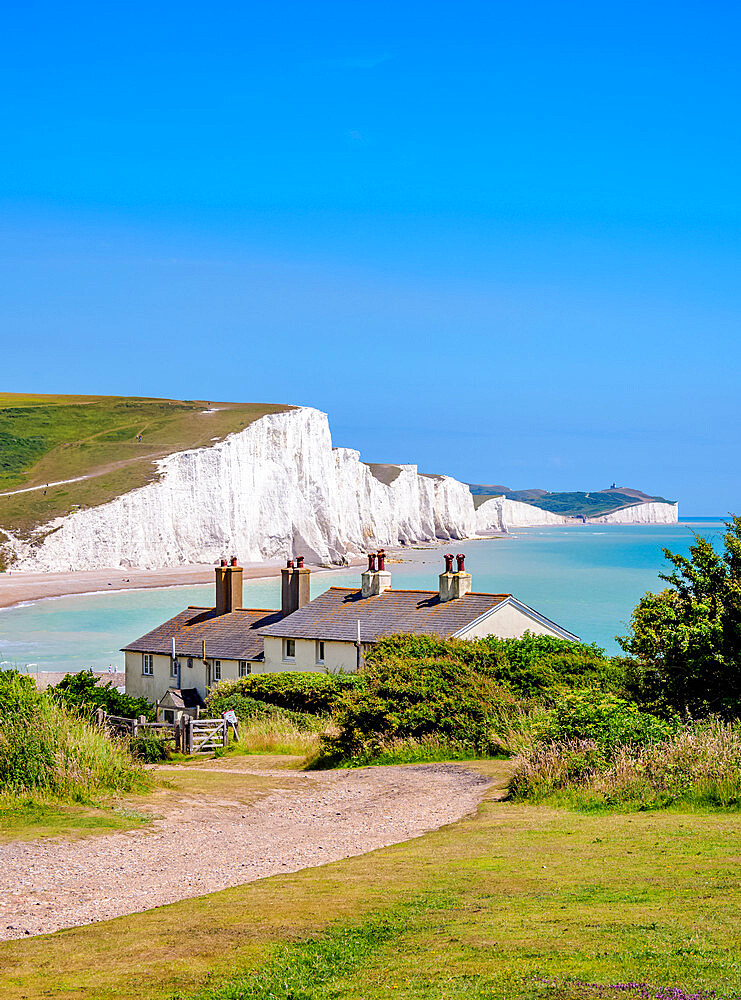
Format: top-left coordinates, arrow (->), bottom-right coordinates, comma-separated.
309,633 -> 625,767
312,651 -> 519,766
51,670 -> 153,720
0,669 -> 42,720
509,720 -> 741,811
206,672 -> 364,716
364,633 -> 621,699
130,731 -> 171,763
544,690 -> 678,748
618,515 -> 741,720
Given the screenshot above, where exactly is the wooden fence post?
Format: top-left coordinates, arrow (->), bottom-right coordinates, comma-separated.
136,714 -> 146,738
95,707 -> 106,727
222,719 -> 228,748
187,717 -> 194,755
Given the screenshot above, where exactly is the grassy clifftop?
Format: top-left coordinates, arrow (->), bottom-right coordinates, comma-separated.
0,394 -> 289,537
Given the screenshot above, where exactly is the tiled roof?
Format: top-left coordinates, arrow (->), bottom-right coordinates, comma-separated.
259,588 -> 510,643
122,607 -> 281,660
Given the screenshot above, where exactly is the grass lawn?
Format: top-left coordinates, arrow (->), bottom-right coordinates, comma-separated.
0,394 -> 289,538
0,800 -> 151,843
1,758 -> 739,1000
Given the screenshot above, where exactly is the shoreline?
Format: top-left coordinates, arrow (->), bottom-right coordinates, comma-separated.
0,520 -> 690,615
0,540 -> 480,614
0,559 -> 366,613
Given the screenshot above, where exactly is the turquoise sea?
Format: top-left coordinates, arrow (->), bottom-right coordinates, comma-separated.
0,518 -> 727,676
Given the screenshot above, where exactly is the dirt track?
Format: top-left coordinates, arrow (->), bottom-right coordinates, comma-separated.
0,762 -> 491,940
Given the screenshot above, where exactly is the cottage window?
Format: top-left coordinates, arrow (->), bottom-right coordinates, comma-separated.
187,657 -> 193,669
142,653 -> 153,676
213,660 -> 221,681
283,639 -> 296,661
239,660 -> 250,677
316,641 -> 325,664
163,709 -> 175,724
170,659 -> 178,678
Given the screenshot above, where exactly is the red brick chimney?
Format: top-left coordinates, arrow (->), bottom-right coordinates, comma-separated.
215,557 -> 243,614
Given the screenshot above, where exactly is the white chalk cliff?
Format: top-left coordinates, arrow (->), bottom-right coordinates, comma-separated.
476,496 -> 571,530
1,407 -> 680,573
4,408 -> 478,572
587,501 -> 679,525
475,495 -> 678,531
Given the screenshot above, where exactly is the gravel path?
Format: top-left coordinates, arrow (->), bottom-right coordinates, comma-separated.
0,763 -> 491,940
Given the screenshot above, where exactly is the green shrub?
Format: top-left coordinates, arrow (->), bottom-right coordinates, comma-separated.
365,633 -> 621,699
130,731 -> 171,763
206,672 -> 364,716
0,669 -> 42,720
312,652 -> 518,767
544,690 -> 678,748
51,669 -> 154,720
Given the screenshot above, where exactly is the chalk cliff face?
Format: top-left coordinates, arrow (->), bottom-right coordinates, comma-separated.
587,501 -> 679,525
476,497 -> 569,531
5,408 -> 478,572
476,496 -> 679,530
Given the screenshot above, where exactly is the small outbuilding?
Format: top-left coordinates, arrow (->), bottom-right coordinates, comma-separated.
155,687 -> 206,724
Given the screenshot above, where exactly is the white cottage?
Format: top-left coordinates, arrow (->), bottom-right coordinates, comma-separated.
123,553 -> 578,704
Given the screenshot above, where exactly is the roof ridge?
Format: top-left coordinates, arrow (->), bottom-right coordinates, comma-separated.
185,606 -> 280,612
324,587 -> 510,598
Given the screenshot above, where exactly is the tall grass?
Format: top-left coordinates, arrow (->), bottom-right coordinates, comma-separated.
509,720 -> 741,811
0,695 -> 149,803
233,711 -> 327,756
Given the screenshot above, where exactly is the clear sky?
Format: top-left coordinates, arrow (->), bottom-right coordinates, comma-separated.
1,2 -> 739,514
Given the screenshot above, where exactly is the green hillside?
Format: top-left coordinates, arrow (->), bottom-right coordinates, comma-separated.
0,394 -> 289,537
469,482 -> 674,518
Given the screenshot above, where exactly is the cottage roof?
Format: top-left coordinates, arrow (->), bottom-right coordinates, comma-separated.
258,587 -> 512,643
159,687 -> 206,709
122,607 -> 281,661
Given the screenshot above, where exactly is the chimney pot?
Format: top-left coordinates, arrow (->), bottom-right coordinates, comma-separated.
377,549 -> 386,571
367,553 -> 377,572
456,553 -> 466,572
231,556 -> 238,567
281,557 -> 310,616
220,558 -> 227,567
444,553 -> 454,573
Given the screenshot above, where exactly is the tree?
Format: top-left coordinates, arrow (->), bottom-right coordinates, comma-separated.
51,669 -> 154,720
618,514 -> 741,718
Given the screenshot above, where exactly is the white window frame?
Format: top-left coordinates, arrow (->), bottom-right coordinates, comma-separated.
239,660 -> 250,677
316,640 -> 325,665
142,653 -> 153,676
170,658 -> 179,678
283,638 -> 296,662
213,660 -> 221,681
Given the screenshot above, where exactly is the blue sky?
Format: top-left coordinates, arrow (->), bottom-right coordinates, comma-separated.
1,1 -> 739,513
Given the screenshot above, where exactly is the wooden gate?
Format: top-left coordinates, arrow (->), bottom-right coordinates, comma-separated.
186,718 -> 228,754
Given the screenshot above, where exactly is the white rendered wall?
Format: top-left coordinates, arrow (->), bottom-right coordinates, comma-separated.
458,602 -> 571,640
260,636 -> 359,674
